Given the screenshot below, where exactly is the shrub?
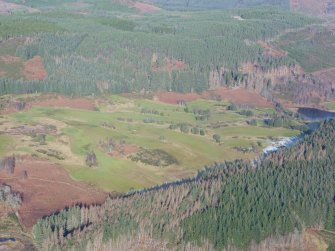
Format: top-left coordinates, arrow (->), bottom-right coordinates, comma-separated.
85,151 -> 98,167
227,103 -> 238,111
213,134 -> 221,143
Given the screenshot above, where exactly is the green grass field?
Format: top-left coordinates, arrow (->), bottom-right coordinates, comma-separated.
1,94 -> 302,192
325,102 -> 335,111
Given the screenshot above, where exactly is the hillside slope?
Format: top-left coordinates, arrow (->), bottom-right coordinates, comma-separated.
290,0 -> 335,15
148,0 -> 289,10
32,119 -> 335,250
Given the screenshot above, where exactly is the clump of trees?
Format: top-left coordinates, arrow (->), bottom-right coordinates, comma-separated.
0,156 -> 16,174
169,123 -> 205,135
14,101 -> 26,111
212,134 -> 221,143
130,148 -> 178,167
141,108 -> 164,116
0,184 -> 22,210
193,108 -> 211,121
238,109 -> 253,117
85,151 -> 97,167
227,103 -> 238,111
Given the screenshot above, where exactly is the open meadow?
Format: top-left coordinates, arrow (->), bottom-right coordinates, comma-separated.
0,93 -> 301,193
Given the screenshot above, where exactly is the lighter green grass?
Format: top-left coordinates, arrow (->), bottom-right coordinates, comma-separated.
325,102 -> 335,111
214,126 -> 299,138
0,134 -> 13,156
6,95 -> 302,192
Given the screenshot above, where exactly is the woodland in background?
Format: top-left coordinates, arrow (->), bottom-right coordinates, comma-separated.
0,8 -> 315,96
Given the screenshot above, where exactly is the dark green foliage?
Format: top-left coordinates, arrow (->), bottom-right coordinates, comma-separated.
193,108 -> 211,121
328,242 -> 335,251
0,18 -> 64,40
85,151 -> 97,167
16,33 -> 87,60
141,108 -> 164,116
264,115 -> 296,129
97,17 -> 136,31
130,148 -> 178,167
169,123 -> 205,135
238,109 -> 253,116
227,103 -> 238,111
277,26 -> 335,72
102,211 -> 139,242
0,8 -> 315,96
182,158 -> 334,249
143,117 -> 156,123
212,134 -> 221,143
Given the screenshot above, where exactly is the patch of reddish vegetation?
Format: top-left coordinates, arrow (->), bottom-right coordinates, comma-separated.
290,0 -> 331,15
109,144 -> 139,157
1,95 -> 96,115
163,58 -> 187,72
133,2 -> 161,13
313,67 -> 335,85
152,54 -> 187,72
156,88 -> 272,108
31,95 -> 96,111
0,0 -> 39,14
21,56 -> 47,81
1,55 -> 22,64
212,88 -> 273,108
0,157 -> 107,228
0,70 -> 6,77
0,204 -> 12,217
258,41 -> 287,58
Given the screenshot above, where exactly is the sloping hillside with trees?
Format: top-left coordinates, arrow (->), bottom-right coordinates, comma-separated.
0,6 -> 316,96
32,119 -> 335,250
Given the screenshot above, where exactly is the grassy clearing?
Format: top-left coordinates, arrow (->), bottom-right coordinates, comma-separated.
4,94 -> 302,192
0,134 -> 13,156
214,125 -> 298,138
325,102 -> 335,111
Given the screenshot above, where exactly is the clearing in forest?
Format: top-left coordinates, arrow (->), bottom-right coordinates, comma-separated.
0,94 -> 301,193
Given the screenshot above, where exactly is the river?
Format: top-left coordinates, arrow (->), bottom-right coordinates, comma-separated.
260,107 -> 335,159
297,107 -> 335,120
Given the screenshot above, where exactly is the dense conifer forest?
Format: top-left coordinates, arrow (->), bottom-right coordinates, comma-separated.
0,7 -> 315,96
